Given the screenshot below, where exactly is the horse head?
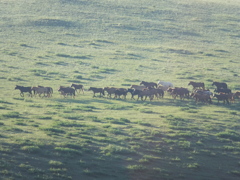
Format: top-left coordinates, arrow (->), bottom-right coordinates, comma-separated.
15,85 -> 20,89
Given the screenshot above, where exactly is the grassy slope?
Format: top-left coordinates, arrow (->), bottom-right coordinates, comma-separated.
0,0 -> 240,180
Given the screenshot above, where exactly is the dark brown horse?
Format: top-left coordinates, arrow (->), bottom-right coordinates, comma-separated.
235,91 -> 240,98
114,88 -> 128,99
188,81 -> 205,90
137,89 -> 156,101
213,94 -> 230,104
15,85 -> 32,97
58,86 -> 75,98
103,87 -> 117,98
71,84 -> 84,94
212,82 -> 228,89
88,87 -> 104,97
140,81 -> 157,88
214,88 -> 231,94
167,87 -> 189,100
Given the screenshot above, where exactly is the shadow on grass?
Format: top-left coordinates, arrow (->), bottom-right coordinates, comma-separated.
0,142 -> 131,180
118,96 -> 203,108
51,98 -> 115,105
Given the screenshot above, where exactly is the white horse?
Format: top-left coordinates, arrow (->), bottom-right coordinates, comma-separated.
157,81 -> 174,91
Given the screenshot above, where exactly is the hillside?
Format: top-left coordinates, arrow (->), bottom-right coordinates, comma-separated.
0,0 -> 240,180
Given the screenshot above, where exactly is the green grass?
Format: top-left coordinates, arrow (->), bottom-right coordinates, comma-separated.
0,0 -> 240,179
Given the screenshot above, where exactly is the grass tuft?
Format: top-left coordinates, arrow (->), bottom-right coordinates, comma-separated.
216,130 -> 240,141
1,112 -> 21,118
21,146 -> 40,153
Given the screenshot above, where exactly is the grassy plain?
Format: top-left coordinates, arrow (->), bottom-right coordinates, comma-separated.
0,0 -> 240,179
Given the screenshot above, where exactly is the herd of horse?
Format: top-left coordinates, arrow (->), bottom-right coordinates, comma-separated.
14,81 -> 240,105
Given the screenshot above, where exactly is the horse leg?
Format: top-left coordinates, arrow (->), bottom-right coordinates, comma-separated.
20,92 -> 24,97
226,99 -> 229,104
209,98 -> 212,104
137,95 -> 140,101
150,95 -> 153,101
180,95 -> 184,100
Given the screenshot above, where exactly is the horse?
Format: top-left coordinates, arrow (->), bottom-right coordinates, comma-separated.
129,85 -> 146,91
88,87 -> 105,97
103,87 -> 117,98
137,88 -> 157,101
214,88 -> 232,94
127,89 -> 142,100
38,85 -> 53,96
234,91 -> 240,99
140,81 -> 157,88
191,92 -> 212,104
15,85 -> 32,97
155,88 -> 164,99
114,88 -> 128,99
58,86 -> 75,98
188,81 -> 205,90
146,87 -> 164,99
212,82 -> 228,89
213,94 -> 230,104
167,87 -> 189,100
71,84 -> 84,94
31,87 -> 50,97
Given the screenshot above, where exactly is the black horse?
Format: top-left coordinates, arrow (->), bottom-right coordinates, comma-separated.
214,88 -> 232,94
212,82 -> 228,89
58,86 -> 75,98
140,81 -> 157,88
71,83 -> 84,94
88,87 -> 105,97
15,85 -> 32,97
